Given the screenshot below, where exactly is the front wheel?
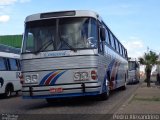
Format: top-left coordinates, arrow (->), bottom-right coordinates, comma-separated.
46,98 -> 59,104
99,91 -> 109,100
46,98 -> 53,104
4,85 -> 13,98
98,84 -> 110,101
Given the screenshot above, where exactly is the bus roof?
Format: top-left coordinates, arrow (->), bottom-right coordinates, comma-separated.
0,52 -> 20,59
128,58 -> 139,62
25,10 -> 102,22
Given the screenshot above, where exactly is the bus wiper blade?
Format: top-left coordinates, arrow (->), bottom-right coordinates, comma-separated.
59,37 -> 77,52
33,40 -> 53,55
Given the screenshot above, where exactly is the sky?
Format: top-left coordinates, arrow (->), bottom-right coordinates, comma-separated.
0,0 -> 160,59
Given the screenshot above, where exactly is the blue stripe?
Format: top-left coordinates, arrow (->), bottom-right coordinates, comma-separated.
115,62 -> 121,87
50,71 -> 66,85
39,70 -> 56,85
103,59 -> 116,92
104,59 -> 115,82
22,92 -> 100,99
108,59 -> 115,72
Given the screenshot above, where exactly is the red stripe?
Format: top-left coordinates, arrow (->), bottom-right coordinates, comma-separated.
45,71 -> 60,85
110,61 -> 120,89
111,62 -> 118,81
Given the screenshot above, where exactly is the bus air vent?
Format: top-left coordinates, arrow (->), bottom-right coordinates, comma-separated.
40,11 -> 76,18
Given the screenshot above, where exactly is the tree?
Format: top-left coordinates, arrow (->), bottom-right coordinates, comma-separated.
139,51 -> 159,87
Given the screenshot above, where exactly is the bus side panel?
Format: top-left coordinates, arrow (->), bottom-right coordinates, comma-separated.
103,46 -> 128,91
0,71 -> 21,94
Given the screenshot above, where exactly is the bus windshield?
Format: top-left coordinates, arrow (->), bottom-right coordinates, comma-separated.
129,61 -> 136,71
22,17 -> 98,53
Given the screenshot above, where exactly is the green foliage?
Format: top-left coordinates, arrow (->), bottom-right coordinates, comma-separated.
0,35 -> 22,48
138,50 -> 159,87
139,51 -> 159,70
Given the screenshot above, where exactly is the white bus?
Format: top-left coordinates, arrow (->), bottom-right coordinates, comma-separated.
21,10 -> 128,102
128,58 -> 140,84
0,52 -> 21,98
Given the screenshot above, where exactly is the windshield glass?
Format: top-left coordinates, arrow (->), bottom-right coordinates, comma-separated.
129,61 -> 136,70
22,17 -> 98,53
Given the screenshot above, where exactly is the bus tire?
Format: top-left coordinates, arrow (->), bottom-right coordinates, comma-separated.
4,84 -> 13,98
98,87 -> 110,101
46,98 -> 55,104
16,91 -> 19,96
120,84 -> 126,90
120,75 -> 127,90
99,92 -> 109,100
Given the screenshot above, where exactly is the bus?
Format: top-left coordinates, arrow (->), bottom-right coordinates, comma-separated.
0,52 -> 21,98
21,10 -> 128,102
128,58 -> 140,84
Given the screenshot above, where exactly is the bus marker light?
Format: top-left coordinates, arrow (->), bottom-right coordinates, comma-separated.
91,70 -> 97,80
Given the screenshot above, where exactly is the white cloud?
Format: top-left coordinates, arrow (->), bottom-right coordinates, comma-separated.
0,15 -> 10,23
0,0 -> 30,5
0,0 -> 17,5
122,37 -> 145,59
0,0 -> 30,23
19,0 -> 31,3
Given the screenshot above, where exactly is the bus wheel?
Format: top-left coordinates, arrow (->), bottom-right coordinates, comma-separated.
16,91 -> 19,96
120,84 -> 126,90
4,85 -> 13,98
46,98 -> 54,104
99,89 -> 110,101
100,92 -> 109,100
120,81 -> 127,90
120,75 -> 127,90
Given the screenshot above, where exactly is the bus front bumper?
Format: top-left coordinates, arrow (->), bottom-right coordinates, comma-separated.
22,82 -> 101,99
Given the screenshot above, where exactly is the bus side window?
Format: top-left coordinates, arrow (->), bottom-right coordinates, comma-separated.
105,27 -> 110,45
98,22 -> 104,54
109,32 -> 116,50
115,38 -> 120,53
102,22 -> 111,46
124,49 -> 128,58
0,57 -> 7,71
8,58 -> 19,71
119,44 -> 123,55
122,47 -> 125,57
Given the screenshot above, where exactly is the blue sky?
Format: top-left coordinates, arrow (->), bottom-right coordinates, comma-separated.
0,0 -> 160,59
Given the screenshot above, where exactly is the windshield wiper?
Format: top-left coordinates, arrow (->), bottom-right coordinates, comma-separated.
60,37 -> 77,52
58,32 -> 77,52
33,39 -> 54,55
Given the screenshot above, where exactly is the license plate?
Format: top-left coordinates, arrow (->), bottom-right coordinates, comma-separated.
50,88 -> 63,93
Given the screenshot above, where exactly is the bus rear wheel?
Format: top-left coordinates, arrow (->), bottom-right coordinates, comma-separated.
120,75 -> 127,90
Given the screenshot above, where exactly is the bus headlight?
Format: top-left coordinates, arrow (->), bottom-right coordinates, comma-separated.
25,74 -> 38,84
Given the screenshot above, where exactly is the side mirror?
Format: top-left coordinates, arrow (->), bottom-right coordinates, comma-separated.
100,27 -> 106,41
